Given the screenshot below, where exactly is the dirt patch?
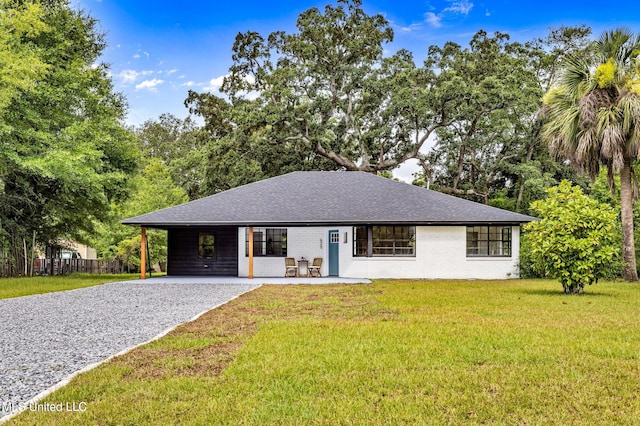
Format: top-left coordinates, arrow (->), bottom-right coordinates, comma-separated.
115,284 -> 396,380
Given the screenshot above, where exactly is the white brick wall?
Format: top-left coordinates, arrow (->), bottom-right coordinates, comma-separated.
238,227 -> 330,277
238,226 -> 520,279
341,226 -> 519,279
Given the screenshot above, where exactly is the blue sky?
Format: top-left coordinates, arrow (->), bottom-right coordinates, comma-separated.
75,0 -> 640,127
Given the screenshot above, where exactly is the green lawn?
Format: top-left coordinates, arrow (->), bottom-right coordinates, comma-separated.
0,274 -> 138,299
8,279 -> 640,425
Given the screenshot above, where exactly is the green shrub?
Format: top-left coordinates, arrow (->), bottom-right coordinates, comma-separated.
522,181 -> 620,293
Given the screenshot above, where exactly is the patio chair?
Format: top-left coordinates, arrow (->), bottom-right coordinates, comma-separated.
308,257 -> 322,277
284,257 -> 298,277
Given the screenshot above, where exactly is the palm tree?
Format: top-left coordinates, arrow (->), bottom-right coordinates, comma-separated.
540,28 -> 640,281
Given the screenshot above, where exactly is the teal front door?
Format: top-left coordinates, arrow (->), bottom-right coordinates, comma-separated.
328,230 -> 339,276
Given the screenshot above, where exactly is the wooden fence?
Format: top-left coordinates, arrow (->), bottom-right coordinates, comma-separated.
33,258 -> 126,276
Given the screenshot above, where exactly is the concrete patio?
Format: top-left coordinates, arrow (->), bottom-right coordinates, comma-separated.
129,276 -> 372,285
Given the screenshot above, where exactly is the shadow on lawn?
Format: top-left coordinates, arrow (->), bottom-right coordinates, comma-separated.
517,288 -> 615,297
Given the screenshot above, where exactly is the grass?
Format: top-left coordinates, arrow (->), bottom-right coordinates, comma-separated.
0,274 -> 138,299
7,279 -> 640,425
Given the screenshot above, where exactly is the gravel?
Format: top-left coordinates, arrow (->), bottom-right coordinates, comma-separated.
0,280 -> 259,419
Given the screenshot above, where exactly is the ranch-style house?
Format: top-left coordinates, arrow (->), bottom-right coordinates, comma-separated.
123,171 -> 536,279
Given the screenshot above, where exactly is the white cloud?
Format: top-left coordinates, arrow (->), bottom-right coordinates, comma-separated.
167,69 -> 178,75
398,22 -> 424,33
135,79 -> 164,92
133,53 -> 141,59
203,74 -> 258,100
425,12 -> 443,28
119,70 -> 139,83
204,75 -> 227,92
424,0 -> 473,28
180,81 -> 197,87
444,0 -> 473,15
243,91 -> 260,101
118,69 -> 153,84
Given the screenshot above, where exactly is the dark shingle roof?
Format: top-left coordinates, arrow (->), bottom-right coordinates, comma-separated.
122,171 -> 536,228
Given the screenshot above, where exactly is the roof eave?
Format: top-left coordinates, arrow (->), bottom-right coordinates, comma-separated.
122,218 -> 536,229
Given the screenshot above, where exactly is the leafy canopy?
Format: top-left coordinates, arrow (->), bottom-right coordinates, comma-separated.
135,113 -> 206,199
0,0 -> 139,275
523,181 -> 619,293
539,27 -> 640,281
89,158 -> 188,267
0,0 -> 48,113
216,0 -> 449,173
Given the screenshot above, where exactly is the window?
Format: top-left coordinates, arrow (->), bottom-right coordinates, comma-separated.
353,226 -> 368,256
198,233 -> 215,259
466,226 -> 512,257
330,232 -> 340,244
245,228 -> 287,257
353,225 -> 415,257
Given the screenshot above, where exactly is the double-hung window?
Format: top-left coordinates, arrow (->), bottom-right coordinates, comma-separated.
353,225 -> 416,257
198,233 -> 215,259
245,228 -> 287,257
466,226 -> 512,257
353,226 -> 369,256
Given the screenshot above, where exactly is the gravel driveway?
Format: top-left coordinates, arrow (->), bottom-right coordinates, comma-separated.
0,280 -> 259,419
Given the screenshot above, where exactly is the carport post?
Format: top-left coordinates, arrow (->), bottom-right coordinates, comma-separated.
140,227 -> 147,280
248,226 -> 254,279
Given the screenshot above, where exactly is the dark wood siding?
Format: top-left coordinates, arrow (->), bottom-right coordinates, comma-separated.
167,227 -> 238,276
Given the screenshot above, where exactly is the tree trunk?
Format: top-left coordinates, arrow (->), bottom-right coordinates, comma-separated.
23,238 -> 28,276
619,162 -> 638,281
516,142 -> 536,211
452,146 -> 466,190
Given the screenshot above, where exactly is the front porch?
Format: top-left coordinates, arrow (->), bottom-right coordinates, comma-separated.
125,276 -> 371,285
